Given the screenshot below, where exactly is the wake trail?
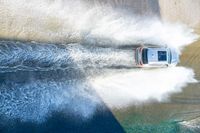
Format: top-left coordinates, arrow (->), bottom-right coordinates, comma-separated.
0,40 -> 135,73
0,40 -> 135,122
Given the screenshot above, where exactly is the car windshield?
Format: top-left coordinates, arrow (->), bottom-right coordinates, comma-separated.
142,48 -> 148,64
158,51 -> 167,61
169,50 -> 172,63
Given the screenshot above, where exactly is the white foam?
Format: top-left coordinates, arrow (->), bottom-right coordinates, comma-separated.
0,0 -> 198,47
91,67 -> 197,108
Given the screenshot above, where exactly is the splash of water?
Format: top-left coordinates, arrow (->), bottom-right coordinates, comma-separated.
91,67 -> 197,108
0,0 -> 198,48
0,0 -> 199,121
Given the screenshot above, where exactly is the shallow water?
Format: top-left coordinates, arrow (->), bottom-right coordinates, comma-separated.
0,0 -> 200,133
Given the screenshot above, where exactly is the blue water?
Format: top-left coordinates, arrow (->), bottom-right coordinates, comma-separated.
0,40 -> 125,133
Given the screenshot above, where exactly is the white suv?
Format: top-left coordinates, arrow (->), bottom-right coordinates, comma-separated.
135,46 -> 179,67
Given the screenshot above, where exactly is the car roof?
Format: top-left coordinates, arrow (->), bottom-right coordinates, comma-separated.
146,47 -> 169,64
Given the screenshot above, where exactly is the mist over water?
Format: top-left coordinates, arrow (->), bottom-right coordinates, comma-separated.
0,0 -> 199,122
91,67 -> 197,108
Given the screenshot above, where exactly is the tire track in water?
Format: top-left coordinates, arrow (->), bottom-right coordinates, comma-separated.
0,40 -> 135,73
